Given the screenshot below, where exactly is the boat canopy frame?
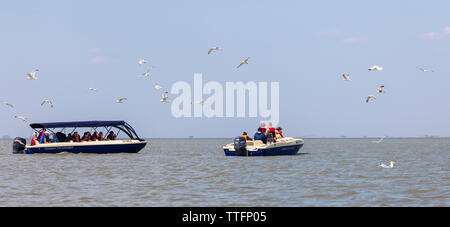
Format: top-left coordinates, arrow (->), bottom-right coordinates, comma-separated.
29,121 -> 144,141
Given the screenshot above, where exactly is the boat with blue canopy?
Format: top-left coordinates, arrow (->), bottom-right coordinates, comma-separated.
13,120 -> 147,154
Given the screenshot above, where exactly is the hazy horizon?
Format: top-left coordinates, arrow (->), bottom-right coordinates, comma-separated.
1,0 -> 450,139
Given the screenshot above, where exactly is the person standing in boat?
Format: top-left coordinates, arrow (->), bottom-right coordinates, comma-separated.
259,122 -> 267,135
40,131 -> 50,144
253,128 -> 267,144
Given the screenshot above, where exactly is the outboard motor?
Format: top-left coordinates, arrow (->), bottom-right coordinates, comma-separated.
234,136 -> 248,156
12,137 -> 26,154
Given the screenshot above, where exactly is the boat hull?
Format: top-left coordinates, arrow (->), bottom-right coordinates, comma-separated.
24,141 -> 147,154
224,143 -> 303,156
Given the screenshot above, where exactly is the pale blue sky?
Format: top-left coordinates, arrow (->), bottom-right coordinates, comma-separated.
1,0 -> 449,138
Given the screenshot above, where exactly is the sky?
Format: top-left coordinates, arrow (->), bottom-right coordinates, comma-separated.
1,0 -> 450,138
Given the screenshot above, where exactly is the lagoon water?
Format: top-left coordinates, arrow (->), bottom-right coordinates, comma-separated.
0,138 -> 448,206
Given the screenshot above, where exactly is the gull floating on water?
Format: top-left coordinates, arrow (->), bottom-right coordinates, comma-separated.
138,59 -> 147,66
208,46 -> 222,55
154,84 -> 163,90
379,161 -> 395,169
27,69 -> 39,80
366,95 -> 376,103
116,98 -> 127,103
237,57 -> 249,68
377,85 -> 385,94
372,136 -> 386,144
342,74 -> 351,81
14,116 -> 27,121
418,67 -> 433,73
41,99 -> 54,108
2,101 -> 14,108
160,92 -> 170,103
368,65 -> 383,71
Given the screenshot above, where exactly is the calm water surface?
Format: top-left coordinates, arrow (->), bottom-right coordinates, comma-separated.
0,138 -> 448,206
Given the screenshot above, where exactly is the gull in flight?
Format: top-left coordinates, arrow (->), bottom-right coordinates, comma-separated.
116,98 -> 127,103
160,92 -> 170,103
377,85 -> 385,94
379,161 -> 395,169
192,100 -> 205,105
138,70 -> 151,78
14,116 -> 27,121
2,101 -> 14,108
208,46 -> 222,55
368,65 -> 383,71
372,136 -> 386,144
138,59 -> 147,66
41,99 -> 54,108
366,95 -> 376,103
88,88 -> 97,92
27,69 -> 39,80
418,67 -> 433,73
154,84 -> 163,90
237,57 -> 249,68
342,74 -> 351,81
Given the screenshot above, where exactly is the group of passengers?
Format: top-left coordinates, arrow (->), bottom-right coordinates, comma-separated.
31,129 -> 117,145
241,122 -> 284,144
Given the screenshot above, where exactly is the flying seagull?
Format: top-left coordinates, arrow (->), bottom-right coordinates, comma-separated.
377,85 -> 385,94
88,88 -> 97,92
160,92 -> 170,103
27,69 -> 39,80
342,74 -> 351,81
116,98 -> 127,103
154,84 -> 163,90
237,57 -> 249,68
366,95 -> 376,103
368,65 -> 383,71
138,70 -> 151,78
41,99 -> 54,108
14,116 -> 27,121
418,67 -> 433,73
208,46 -> 222,55
379,161 -> 395,169
138,59 -> 147,66
2,101 -> 14,108
372,136 -> 386,144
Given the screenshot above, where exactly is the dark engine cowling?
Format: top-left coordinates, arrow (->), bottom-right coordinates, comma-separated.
234,136 -> 248,156
13,137 -> 26,154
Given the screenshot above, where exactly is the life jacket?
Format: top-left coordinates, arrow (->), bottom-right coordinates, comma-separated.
260,128 -> 267,134
31,139 -> 36,146
277,130 -> 284,138
241,135 -> 249,141
73,135 -> 80,142
268,127 -> 276,133
97,135 -> 104,141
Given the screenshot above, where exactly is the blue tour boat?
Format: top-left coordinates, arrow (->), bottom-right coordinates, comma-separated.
13,121 -> 147,154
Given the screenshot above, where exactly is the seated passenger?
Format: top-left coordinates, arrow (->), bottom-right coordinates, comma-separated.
276,127 -> 284,139
72,132 -> 81,142
253,128 -> 267,144
66,133 -> 72,142
82,132 -> 91,142
267,122 -> 276,138
91,132 -> 98,141
259,122 -> 267,135
241,132 -> 251,141
107,131 -> 116,140
31,132 -> 38,146
40,131 -> 50,144
97,132 -> 104,141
